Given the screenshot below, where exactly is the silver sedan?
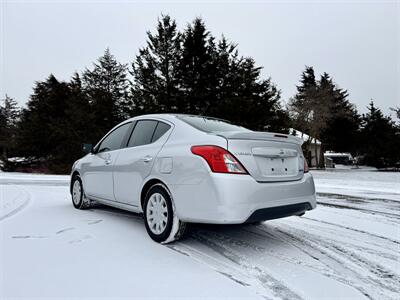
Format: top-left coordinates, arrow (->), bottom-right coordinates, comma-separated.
70,114 -> 316,243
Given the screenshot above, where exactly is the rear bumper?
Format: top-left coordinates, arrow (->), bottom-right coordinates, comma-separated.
170,172 -> 316,224
245,202 -> 311,223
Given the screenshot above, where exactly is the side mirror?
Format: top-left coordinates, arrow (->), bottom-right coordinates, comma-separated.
82,143 -> 94,154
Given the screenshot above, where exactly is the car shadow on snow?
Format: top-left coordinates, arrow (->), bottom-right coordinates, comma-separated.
87,203 -> 281,247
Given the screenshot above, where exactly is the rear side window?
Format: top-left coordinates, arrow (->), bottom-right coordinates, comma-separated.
178,115 -> 249,133
152,122 -> 171,142
98,122 -> 131,152
128,120 -> 158,147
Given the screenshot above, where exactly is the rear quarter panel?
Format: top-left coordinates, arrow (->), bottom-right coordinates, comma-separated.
150,120 -> 227,186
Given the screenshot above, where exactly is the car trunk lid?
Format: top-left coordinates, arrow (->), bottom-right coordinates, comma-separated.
215,131 -> 305,182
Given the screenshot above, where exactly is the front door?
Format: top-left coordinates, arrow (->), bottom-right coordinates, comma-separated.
83,122 -> 132,201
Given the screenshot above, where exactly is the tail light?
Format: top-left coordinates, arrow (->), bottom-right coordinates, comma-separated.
191,145 -> 248,174
304,159 -> 309,173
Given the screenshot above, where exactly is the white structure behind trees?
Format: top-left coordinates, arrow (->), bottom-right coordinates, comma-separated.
289,128 -> 322,168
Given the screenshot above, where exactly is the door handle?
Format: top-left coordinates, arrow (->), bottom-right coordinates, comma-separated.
105,159 -> 112,165
142,155 -> 153,163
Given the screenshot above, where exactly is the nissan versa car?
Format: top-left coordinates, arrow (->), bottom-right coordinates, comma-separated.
70,114 -> 316,243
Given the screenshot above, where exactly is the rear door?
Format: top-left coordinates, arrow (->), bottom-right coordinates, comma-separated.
113,120 -> 172,206
222,132 -> 305,182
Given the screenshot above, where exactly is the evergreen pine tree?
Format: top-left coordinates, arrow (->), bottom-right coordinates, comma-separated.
214,56 -> 286,132
131,15 -> 182,114
60,73 -> 96,167
16,75 -> 71,172
180,18 -> 217,114
289,68 -> 361,167
0,95 -> 20,159
288,66 -> 318,134
321,85 -> 360,153
206,34 -> 287,131
131,15 -> 287,132
15,73 -> 105,173
390,107 -> 400,120
83,48 -> 130,138
288,67 -> 322,165
213,37 -> 238,102
360,102 -> 400,168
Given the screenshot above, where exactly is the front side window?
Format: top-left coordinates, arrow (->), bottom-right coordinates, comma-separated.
98,123 -> 131,153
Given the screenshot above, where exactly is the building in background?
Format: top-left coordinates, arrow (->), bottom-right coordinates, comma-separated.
289,128 -> 322,168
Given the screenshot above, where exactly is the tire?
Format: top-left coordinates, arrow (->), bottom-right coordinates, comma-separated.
143,184 -> 186,244
71,175 -> 92,210
248,221 -> 264,226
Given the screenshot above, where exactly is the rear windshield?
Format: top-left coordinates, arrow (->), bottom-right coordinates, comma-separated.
177,115 -> 249,133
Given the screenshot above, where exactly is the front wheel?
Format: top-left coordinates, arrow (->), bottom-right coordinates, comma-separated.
71,175 -> 92,209
143,184 -> 186,243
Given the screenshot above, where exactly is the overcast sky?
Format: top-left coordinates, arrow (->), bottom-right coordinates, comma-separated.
1,0 -> 399,114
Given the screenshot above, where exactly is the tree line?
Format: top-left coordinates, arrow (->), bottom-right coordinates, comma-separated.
289,66 -> 400,168
0,15 -> 399,173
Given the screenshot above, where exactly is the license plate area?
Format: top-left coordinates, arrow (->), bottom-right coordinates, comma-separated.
251,146 -> 299,178
257,157 -> 298,176
227,139 -> 303,182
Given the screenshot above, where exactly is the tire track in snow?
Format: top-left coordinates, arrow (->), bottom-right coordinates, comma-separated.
243,225 -> 369,296
0,185 -> 30,221
316,193 -> 400,224
316,192 -> 400,205
172,230 -> 304,300
193,231 -> 304,300
171,211 -> 398,300
283,215 -> 399,257
301,216 -> 400,246
257,224 -> 400,300
317,202 -> 400,220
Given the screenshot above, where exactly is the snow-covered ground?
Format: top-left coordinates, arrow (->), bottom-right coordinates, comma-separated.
1,170 -> 399,299
312,169 -> 400,202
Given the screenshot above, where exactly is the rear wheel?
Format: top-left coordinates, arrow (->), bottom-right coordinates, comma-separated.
71,175 -> 92,209
143,184 -> 186,243
248,221 -> 264,226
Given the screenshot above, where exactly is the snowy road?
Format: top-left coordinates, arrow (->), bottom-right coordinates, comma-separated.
1,171 -> 399,299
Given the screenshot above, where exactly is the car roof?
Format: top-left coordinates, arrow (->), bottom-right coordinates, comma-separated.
126,113 -> 231,124
124,114 -> 176,123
